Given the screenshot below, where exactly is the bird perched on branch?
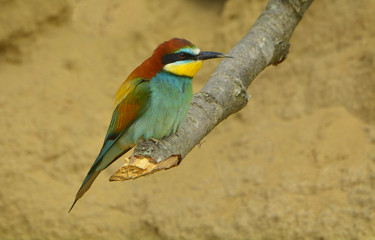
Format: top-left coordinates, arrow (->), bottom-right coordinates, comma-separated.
69,38 -> 230,212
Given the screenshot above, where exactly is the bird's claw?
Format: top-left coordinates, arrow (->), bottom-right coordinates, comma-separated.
149,138 -> 161,144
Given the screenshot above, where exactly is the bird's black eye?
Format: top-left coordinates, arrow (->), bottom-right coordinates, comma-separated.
179,52 -> 186,58
162,52 -> 193,64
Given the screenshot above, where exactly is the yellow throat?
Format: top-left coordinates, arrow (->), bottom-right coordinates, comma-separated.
163,60 -> 203,77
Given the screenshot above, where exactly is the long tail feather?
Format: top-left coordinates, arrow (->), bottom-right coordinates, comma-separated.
69,170 -> 100,213
68,143 -> 133,213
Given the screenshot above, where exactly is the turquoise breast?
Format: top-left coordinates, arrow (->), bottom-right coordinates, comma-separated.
126,71 -> 193,142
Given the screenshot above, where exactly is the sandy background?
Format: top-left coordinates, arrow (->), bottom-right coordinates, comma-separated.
1,0 -> 375,239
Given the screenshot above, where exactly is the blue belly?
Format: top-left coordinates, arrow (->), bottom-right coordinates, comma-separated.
124,71 -> 193,143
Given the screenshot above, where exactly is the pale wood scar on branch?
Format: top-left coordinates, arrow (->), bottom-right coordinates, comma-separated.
109,0 -> 314,182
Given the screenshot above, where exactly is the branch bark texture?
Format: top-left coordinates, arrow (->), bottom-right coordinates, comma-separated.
110,0 -> 314,181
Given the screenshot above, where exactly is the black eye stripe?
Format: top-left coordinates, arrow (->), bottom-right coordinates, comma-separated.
162,52 -> 195,65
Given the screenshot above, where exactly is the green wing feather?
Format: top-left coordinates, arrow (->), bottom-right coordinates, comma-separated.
103,78 -> 150,145
69,78 -> 151,212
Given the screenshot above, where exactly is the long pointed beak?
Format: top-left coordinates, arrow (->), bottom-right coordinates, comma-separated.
197,51 -> 233,61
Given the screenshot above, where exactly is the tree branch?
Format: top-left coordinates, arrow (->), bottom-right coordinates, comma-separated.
109,0 -> 314,181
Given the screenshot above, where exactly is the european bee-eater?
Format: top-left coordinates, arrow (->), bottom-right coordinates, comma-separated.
69,38 -> 230,212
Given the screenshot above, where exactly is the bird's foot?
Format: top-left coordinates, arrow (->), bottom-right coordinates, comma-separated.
149,138 -> 161,144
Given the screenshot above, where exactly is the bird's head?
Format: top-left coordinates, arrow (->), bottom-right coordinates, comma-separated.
159,38 -> 231,78
128,38 -> 231,80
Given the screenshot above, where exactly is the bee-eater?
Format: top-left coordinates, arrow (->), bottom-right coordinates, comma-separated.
69,38 -> 230,212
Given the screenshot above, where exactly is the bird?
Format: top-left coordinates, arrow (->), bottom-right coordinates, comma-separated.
69,38 -> 231,212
